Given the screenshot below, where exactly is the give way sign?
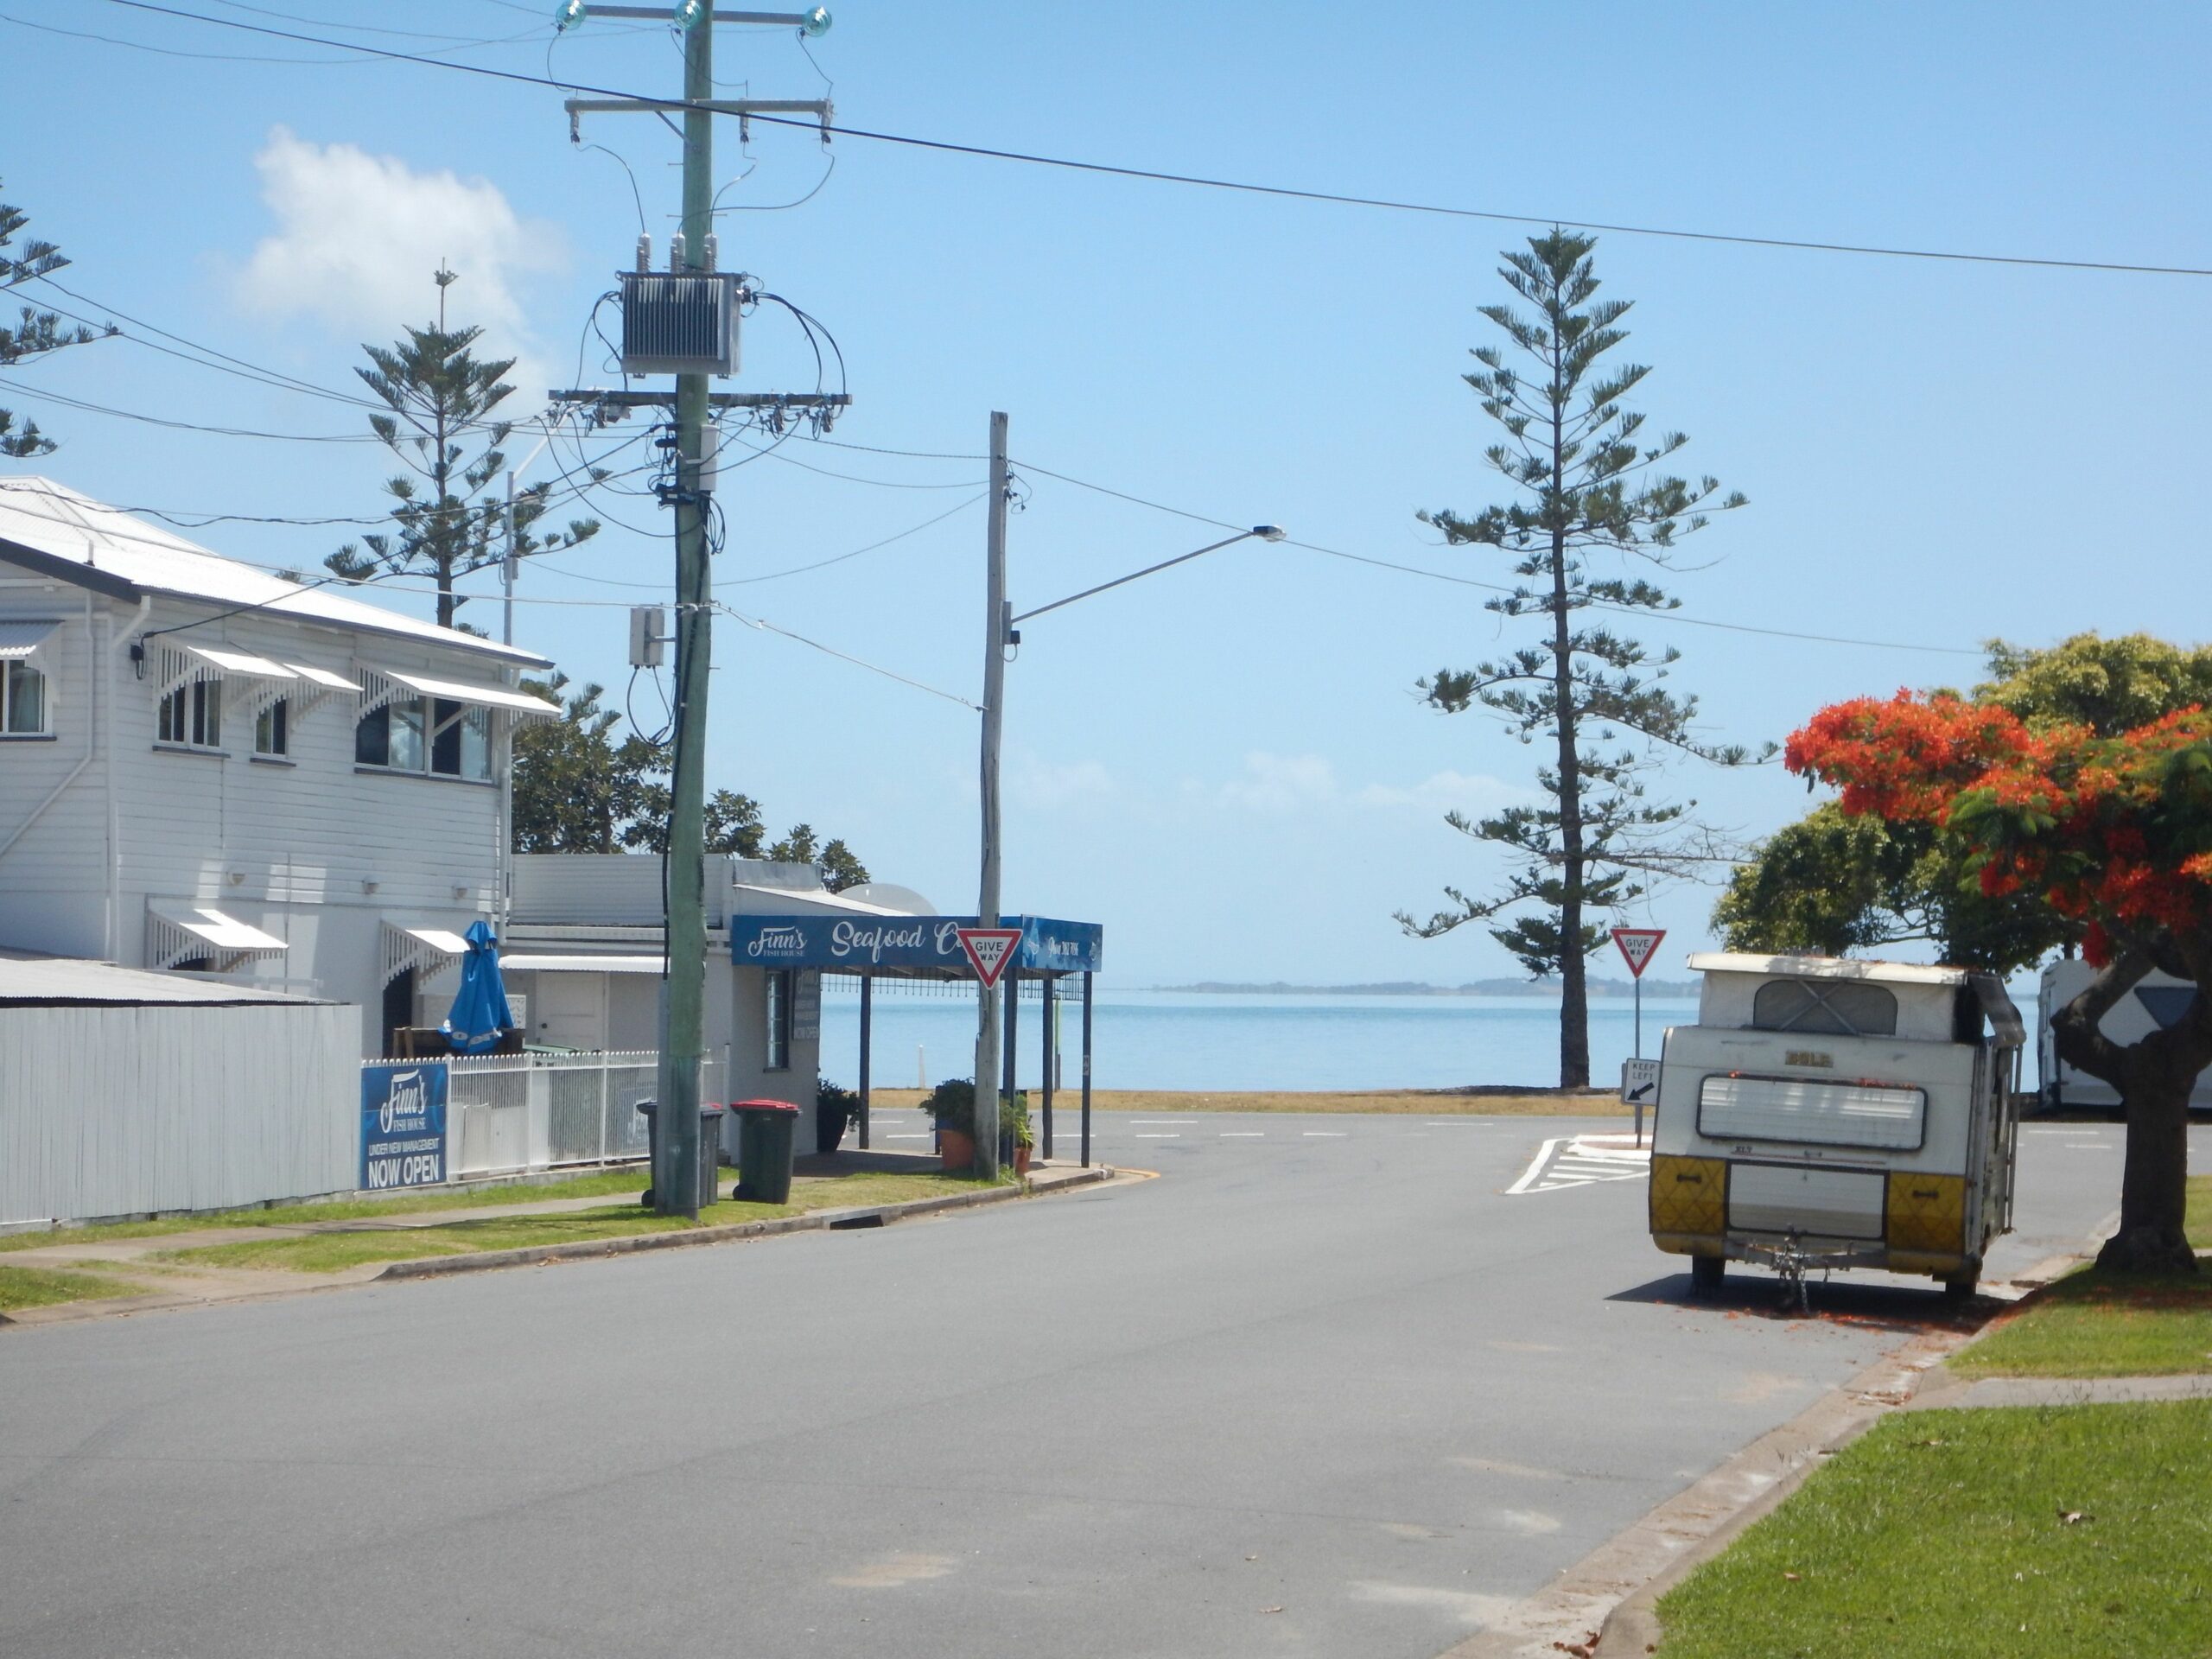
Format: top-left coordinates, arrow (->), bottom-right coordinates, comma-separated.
955,926 -> 1024,988
1611,927 -> 1666,980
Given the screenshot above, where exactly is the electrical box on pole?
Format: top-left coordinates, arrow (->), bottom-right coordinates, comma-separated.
620,271 -> 742,378
628,606 -> 668,669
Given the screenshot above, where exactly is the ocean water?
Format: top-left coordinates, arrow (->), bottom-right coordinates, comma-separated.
816,986 -> 1700,1093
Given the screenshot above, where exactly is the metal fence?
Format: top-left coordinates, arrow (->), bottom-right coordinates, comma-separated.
443,1051 -> 722,1179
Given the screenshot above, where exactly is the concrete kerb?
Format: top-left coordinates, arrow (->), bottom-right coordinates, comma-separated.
374,1164 -> 1120,1281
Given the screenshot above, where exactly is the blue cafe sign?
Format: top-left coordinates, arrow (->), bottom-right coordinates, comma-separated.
729,914 -> 1103,976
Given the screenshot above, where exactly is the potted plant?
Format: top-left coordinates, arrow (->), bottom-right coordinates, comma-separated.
814,1079 -> 861,1155
1001,1091 -> 1035,1176
920,1077 -> 978,1172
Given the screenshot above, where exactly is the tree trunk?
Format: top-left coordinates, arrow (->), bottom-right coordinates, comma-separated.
1547,344 -> 1587,1090
2053,944 -> 2208,1275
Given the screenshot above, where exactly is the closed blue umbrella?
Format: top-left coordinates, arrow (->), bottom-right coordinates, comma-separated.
442,919 -> 514,1055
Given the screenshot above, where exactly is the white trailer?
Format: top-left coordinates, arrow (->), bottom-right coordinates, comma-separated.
1649,952 -> 2024,1299
2037,958 -> 2212,1112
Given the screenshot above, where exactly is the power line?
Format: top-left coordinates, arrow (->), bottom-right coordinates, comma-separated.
0,377 -> 390,442
716,603 -> 980,710
80,0 -> 2212,281
1013,458 -> 1983,658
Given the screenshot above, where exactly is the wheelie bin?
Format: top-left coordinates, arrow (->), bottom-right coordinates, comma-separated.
635,1099 -> 726,1208
730,1098 -> 800,1204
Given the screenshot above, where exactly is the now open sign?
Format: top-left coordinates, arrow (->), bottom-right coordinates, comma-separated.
360,1063 -> 448,1191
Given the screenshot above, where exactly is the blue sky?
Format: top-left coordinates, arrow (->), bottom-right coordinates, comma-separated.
4,2 -> 2208,983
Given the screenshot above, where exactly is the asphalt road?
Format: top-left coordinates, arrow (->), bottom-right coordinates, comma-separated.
0,1113 -> 2178,1659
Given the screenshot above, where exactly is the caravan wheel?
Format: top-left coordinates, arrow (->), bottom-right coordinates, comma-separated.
1942,1271 -> 1979,1303
1690,1254 -> 1726,1296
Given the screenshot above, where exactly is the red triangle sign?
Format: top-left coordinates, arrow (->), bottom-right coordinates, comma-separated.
1611,927 -> 1666,979
956,926 -> 1024,989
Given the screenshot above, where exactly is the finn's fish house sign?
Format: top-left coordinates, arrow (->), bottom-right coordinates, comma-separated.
729,915 -> 1102,977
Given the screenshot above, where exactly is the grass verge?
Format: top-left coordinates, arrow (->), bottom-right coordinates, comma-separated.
1950,1269 -> 2212,1379
865,1086 -> 1628,1116
1656,1400 -> 2212,1659
155,1169 -> 1011,1275
0,1264 -> 149,1312
0,1168 -> 655,1254
2188,1173 -> 2211,1251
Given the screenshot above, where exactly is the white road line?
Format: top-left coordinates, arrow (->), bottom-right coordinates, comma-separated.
885,1134 -> 932,1141
1131,1119 -> 1198,1124
1303,1131 -> 1348,1138
1219,1132 -> 1265,1138
1508,1134 -> 1652,1195
1133,1133 -> 1181,1140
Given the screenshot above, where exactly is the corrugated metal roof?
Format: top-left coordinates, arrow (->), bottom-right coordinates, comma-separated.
1686,951 -> 1973,986
0,477 -> 550,668
0,949 -> 328,1007
0,618 -> 61,660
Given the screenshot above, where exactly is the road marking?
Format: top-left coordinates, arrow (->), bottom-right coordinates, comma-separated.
1507,1133 -> 1650,1195
1219,1132 -> 1265,1138
885,1134 -> 933,1141
1133,1133 -> 1181,1140
1303,1130 -> 1348,1137
1131,1119 -> 1197,1124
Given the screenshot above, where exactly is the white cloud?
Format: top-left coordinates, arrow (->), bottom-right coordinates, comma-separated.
1218,751 -> 1338,812
1355,767 -> 1522,813
235,128 -> 563,383
1011,756 -> 1114,810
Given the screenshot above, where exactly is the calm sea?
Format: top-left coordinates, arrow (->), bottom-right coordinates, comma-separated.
817,986 -> 1700,1093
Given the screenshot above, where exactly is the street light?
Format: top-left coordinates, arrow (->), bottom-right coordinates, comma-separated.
972,409 -> 1281,1173
1009,525 -> 1287,628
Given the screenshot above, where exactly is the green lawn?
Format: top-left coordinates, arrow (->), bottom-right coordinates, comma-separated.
156,1169 -> 1009,1275
1656,1401 -> 2212,1659
2189,1173 -> 2212,1250
1951,1270 -> 2212,1379
0,1168 -> 656,1252
0,1264 -> 149,1312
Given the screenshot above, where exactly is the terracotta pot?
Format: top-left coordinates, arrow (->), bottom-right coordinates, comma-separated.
938,1127 -> 976,1172
1014,1145 -> 1033,1176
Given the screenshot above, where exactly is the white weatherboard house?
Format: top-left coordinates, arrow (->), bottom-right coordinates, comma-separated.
0,477 -> 558,1055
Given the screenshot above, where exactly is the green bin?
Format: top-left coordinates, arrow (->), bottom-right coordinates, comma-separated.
731,1098 -> 800,1204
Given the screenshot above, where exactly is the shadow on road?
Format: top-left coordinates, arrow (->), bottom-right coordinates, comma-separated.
1606,1270 -> 1993,1335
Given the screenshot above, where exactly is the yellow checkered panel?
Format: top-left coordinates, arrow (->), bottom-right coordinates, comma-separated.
1885,1171 -> 1966,1254
1649,1155 -> 1727,1236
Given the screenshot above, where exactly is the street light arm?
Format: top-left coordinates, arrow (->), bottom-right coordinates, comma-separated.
1010,526 -> 1283,625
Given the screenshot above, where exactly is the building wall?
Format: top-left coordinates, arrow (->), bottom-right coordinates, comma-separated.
0,585 -> 529,1054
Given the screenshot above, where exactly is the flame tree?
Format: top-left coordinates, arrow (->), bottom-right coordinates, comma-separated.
1789,691 -> 2212,1274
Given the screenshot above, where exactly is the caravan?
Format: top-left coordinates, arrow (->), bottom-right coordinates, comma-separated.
2037,958 -> 2212,1112
1648,953 -> 2024,1299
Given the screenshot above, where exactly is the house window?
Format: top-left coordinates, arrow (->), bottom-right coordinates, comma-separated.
1,660 -> 48,735
157,679 -> 222,748
254,698 -> 289,758
357,696 -> 492,780
765,969 -> 793,1071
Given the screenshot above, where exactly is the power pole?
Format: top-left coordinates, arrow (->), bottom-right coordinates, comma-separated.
970,410 -> 1009,1180
652,13 -> 718,1219
550,5 -> 837,1217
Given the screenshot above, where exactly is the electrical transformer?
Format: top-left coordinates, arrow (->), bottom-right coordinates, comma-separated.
620,270 -> 741,378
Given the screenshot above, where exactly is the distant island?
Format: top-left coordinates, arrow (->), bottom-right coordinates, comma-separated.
1153,978 -> 1700,1000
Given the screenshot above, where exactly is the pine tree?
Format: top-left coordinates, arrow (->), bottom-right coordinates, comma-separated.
1,185 -> 114,459
1400,232 -> 1755,1087
329,269 -> 596,626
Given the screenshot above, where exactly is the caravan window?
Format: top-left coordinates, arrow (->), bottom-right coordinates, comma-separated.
1699,1073 -> 1926,1152
1751,977 -> 1897,1037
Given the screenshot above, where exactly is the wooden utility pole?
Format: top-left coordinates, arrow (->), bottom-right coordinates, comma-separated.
970,410 -> 1009,1179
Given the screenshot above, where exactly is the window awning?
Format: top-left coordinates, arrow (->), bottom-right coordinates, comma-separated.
373,670 -> 561,721
285,662 -> 362,692
379,918 -> 479,987
183,645 -> 296,679
146,899 -> 290,972
0,619 -> 60,667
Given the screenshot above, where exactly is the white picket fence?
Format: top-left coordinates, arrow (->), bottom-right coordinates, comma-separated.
442,1051 -> 725,1179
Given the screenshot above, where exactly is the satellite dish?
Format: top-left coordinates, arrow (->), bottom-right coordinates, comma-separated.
839,882 -> 937,915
